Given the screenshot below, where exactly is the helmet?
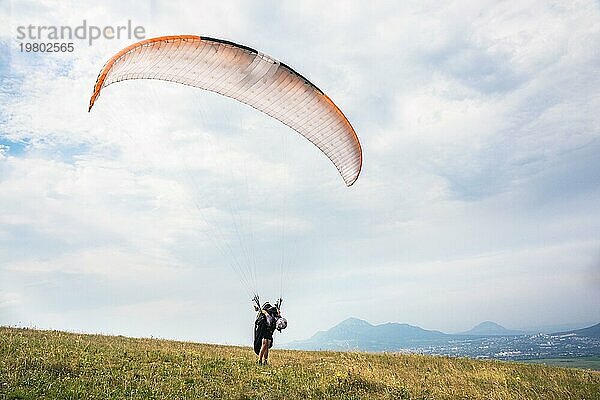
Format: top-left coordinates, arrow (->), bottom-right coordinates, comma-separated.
276,317 -> 288,331
262,302 -> 272,310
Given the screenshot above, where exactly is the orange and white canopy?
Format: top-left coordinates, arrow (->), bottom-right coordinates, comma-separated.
89,35 -> 362,186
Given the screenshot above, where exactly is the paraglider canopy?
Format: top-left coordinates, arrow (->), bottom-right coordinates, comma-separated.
88,35 -> 362,186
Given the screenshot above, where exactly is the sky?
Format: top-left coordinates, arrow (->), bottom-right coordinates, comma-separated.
0,0 -> 599,345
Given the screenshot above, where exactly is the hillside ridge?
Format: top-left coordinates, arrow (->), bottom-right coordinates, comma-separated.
1,326 -> 599,400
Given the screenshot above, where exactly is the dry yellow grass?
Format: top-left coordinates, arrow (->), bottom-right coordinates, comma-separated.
1,326 -> 598,399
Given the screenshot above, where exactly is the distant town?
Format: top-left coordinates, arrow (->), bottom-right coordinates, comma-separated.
285,318 -> 600,362
411,332 -> 600,360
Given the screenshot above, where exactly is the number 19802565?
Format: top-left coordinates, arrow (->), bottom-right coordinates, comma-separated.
19,42 -> 74,52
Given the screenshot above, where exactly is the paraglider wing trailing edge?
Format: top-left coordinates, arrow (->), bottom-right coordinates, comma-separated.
88,35 -> 362,186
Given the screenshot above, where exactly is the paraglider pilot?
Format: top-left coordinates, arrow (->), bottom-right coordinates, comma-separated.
253,295 -> 287,365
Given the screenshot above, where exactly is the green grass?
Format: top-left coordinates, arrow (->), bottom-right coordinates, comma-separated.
521,357 -> 600,371
1,327 -> 599,400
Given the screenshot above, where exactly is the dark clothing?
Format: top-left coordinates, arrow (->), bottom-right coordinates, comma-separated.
253,312 -> 275,355
263,328 -> 274,341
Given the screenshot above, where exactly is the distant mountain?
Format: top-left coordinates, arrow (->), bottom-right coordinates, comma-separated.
459,321 -> 526,336
286,319 -> 529,352
282,318 -> 600,360
555,323 -> 600,338
284,317 -> 448,352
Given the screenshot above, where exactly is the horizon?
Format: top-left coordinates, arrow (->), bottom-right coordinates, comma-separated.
1,0 -> 599,346
2,314 -> 597,347
299,317 -> 598,337
3,316 -> 597,344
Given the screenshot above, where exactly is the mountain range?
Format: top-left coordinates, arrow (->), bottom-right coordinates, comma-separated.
283,318 -> 600,359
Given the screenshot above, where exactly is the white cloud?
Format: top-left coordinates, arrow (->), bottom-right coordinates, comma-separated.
0,291 -> 21,308
1,0 -> 599,342
7,247 -> 179,281
112,298 -> 200,320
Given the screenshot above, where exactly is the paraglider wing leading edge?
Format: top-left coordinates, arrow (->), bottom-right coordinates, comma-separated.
88,35 -> 362,186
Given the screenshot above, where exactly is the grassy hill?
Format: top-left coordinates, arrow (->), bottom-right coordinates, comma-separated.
1,327 -> 599,400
